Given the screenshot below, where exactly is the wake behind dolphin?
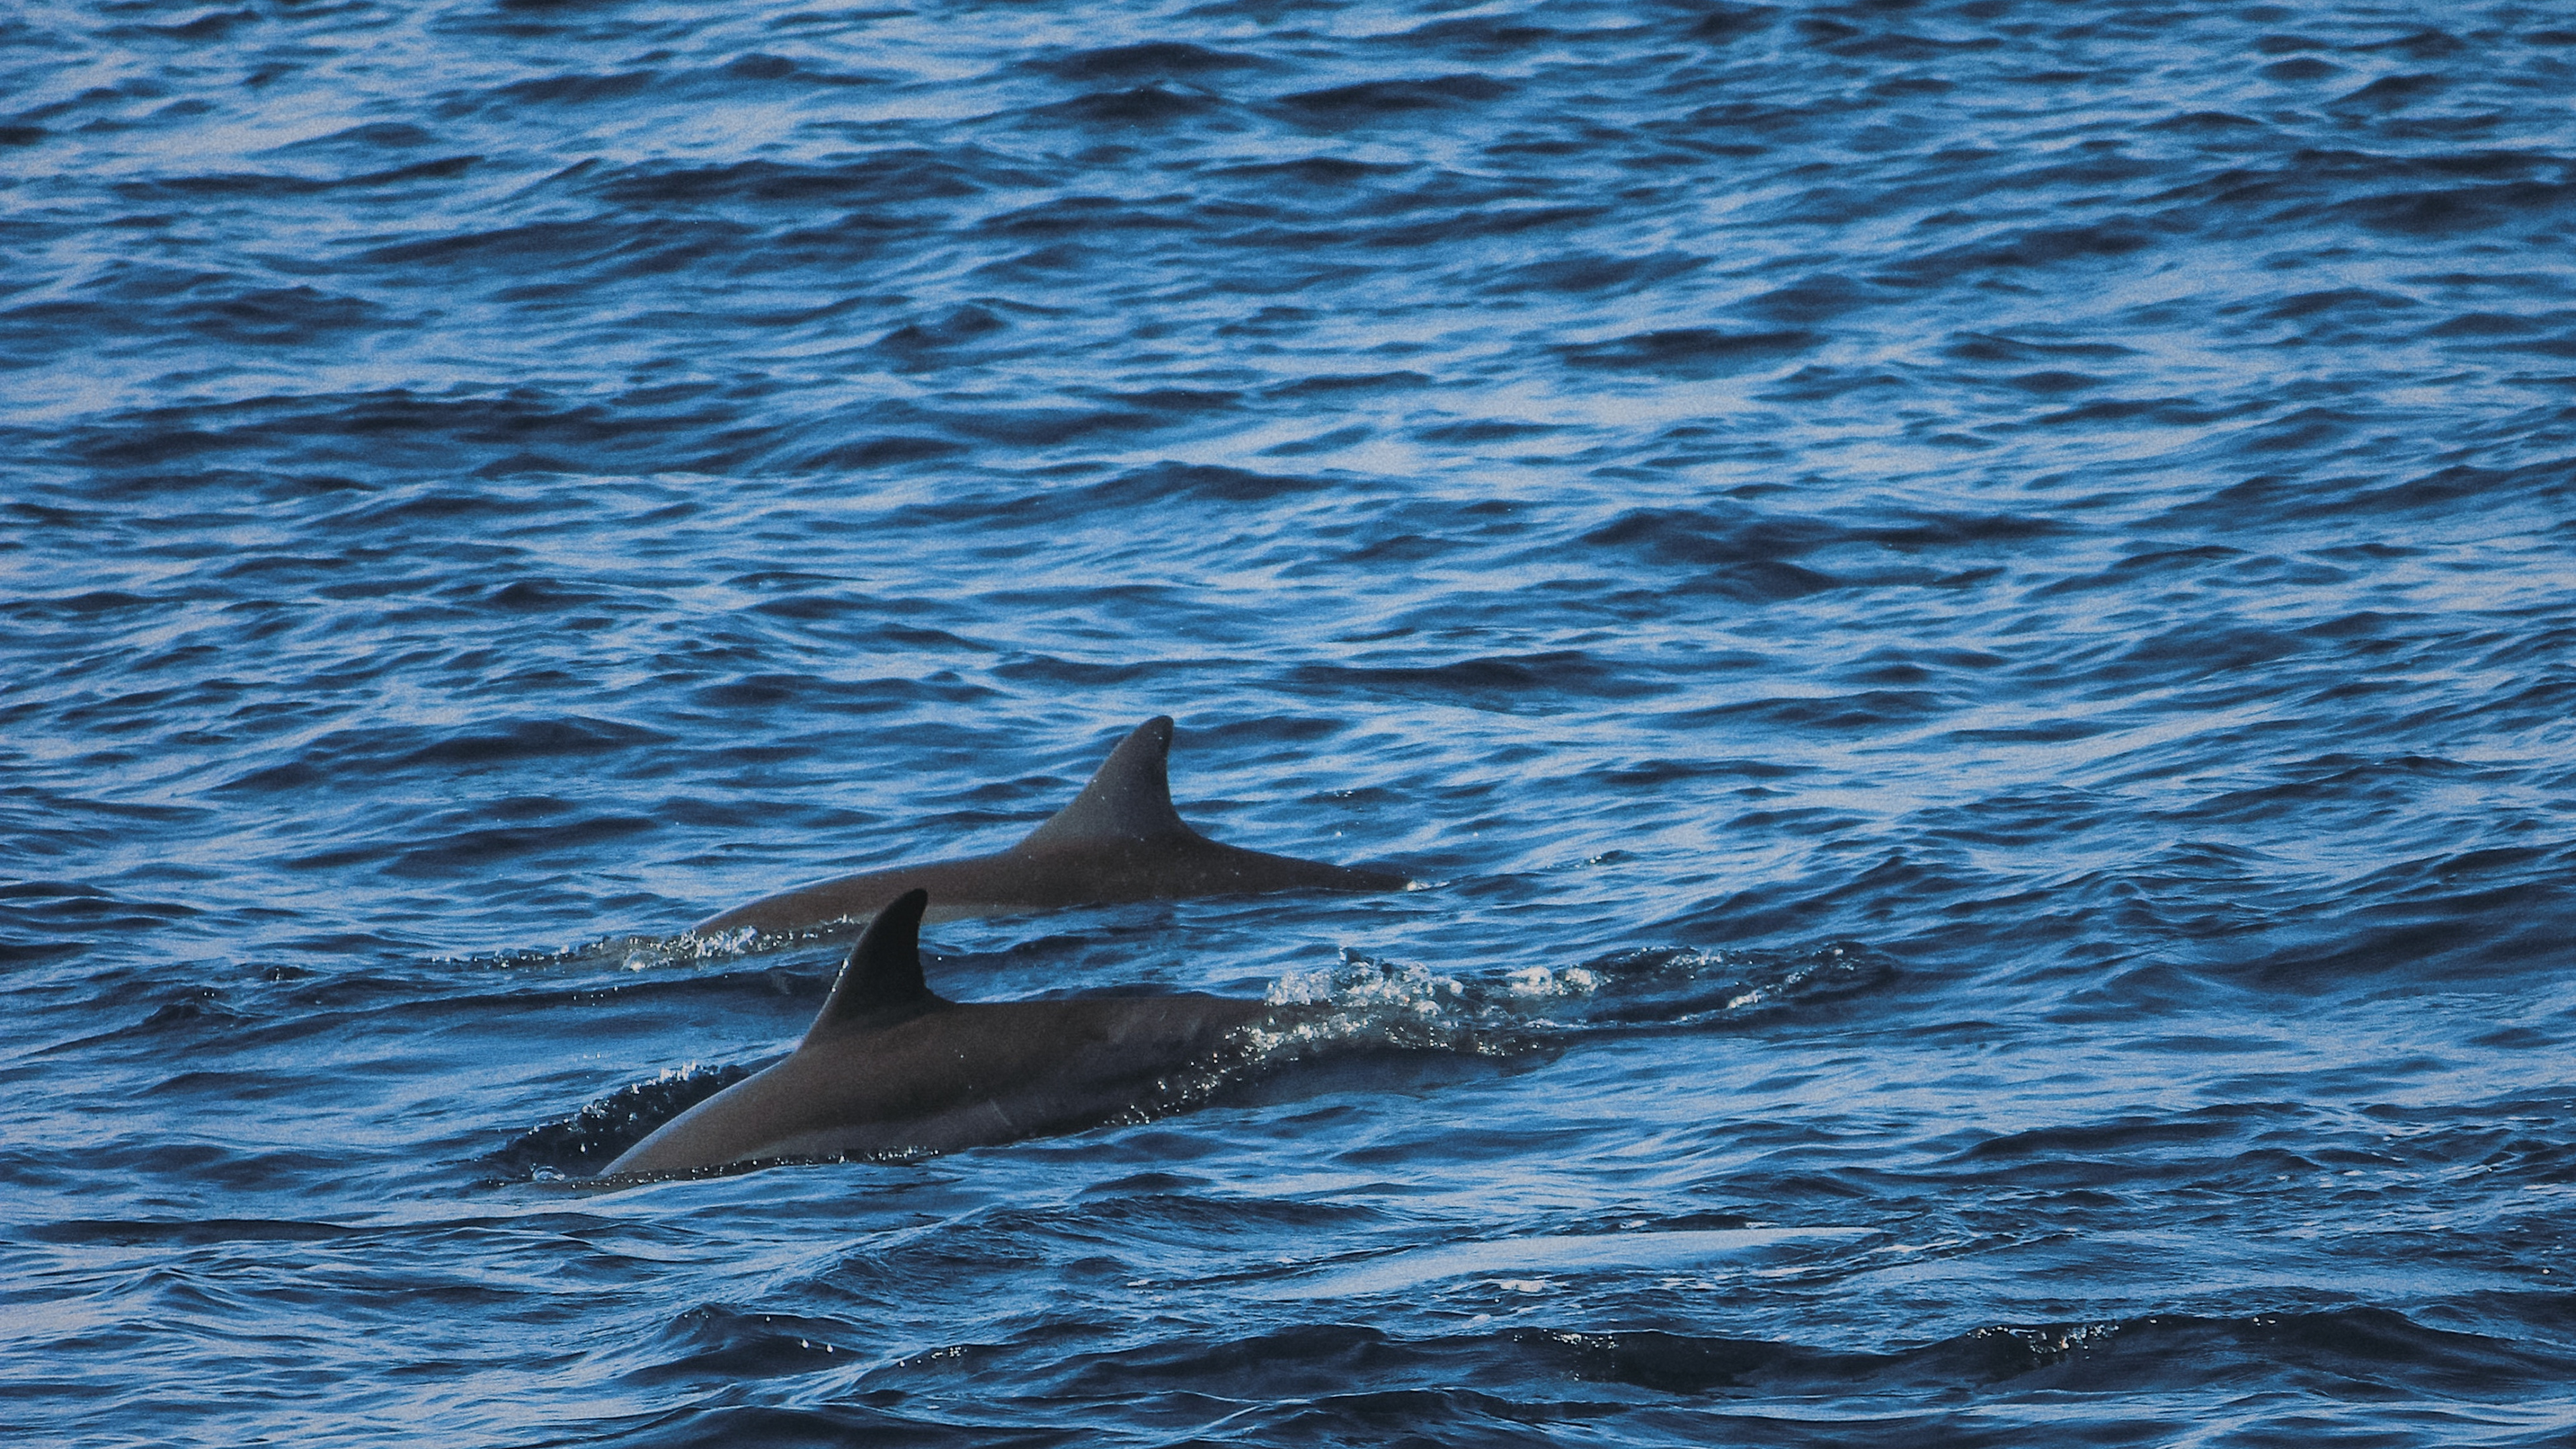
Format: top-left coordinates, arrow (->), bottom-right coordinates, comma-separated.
691,716 -> 1411,938
610,890 -> 1283,1177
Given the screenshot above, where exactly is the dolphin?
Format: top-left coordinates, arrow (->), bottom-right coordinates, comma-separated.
690,715 -> 1410,937
608,889 -> 1280,1177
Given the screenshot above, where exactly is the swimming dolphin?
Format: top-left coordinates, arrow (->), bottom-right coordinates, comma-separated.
608,889 -> 1279,1177
690,716 -> 1410,937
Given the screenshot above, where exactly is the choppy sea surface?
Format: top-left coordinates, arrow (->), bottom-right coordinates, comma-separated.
7,0 -> 2576,1443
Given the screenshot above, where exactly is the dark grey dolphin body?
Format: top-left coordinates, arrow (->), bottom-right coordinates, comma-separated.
690,716 -> 1409,936
608,890 -> 1278,1177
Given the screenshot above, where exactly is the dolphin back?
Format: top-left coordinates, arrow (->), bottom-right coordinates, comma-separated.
686,716 -> 1410,937
607,892 -> 1277,1177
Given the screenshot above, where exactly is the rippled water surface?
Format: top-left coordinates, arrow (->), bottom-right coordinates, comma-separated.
7,0 -> 2576,1443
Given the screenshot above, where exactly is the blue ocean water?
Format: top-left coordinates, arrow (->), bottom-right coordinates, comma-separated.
6,0 -> 2575,1442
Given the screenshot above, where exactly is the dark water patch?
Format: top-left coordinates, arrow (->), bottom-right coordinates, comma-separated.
1289,653 -> 1663,716
275,121 -> 441,154
1206,156 -> 1411,193
475,578 -> 612,612
976,195 -> 1203,239
1274,74 -> 1513,122
1528,1305 -> 2576,1397
2100,614 -> 2341,688
2001,369 -> 2103,394
2147,110 -> 2266,134
1892,218 -> 2165,284
1361,203 -> 1613,251
690,669 -> 998,719
352,215 -> 756,276
2028,396 -> 2231,429
2263,56 -> 2342,81
58,390 -> 752,483
1682,559 -> 1841,602
792,432 -> 970,469
1865,513 -> 2064,551
1686,6 -> 1781,46
610,1403 -> 1061,1447
1413,419 -> 1564,445
2332,73 -> 2449,113
1574,504 -> 1847,572
873,303 -> 1009,356
489,69 -> 657,107
594,154 -> 988,210
734,1306 -> 2576,1433
1943,332 -> 2137,364
2259,286 -> 2422,324
1031,42 -> 1273,83
2241,847 -> 2576,987
1953,1110 -> 2277,1179
41,991 -> 259,1055
163,284 -> 386,346
109,156 -> 479,199
1106,388 -> 1242,415
2423,311 -> 2545,337
0,879 -> 198,920
123,9 -> 261,43
622,1303 -> 875,1385
396,716 -> 672,770
1740,272 -> 1886,324
380,812 -> 663,877
1558,327 -> 1818,377
1482,250 -> 1705,297
2259,455 -> 2572,521
1263,370 -> 1433,398
23,1218 -> 358,1246
709,52 -> 881,89
1595,755 -> 1803,789
2341,179 -> 2576,237
975,654 -> 1182,693
1032,86 -> 1230,128
908,462 -> 1346,527
4,588 -> 174,621
216,716 -> 673,797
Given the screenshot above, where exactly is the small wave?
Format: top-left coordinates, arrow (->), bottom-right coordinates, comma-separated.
1254,938 -> 1891,1053
430,928 -> 757,973
1261,1226 -> 1875,1299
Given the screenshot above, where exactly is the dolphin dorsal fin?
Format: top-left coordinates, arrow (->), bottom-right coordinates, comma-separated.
1012,716 -> 1196,851
804,889 -> 941,1043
